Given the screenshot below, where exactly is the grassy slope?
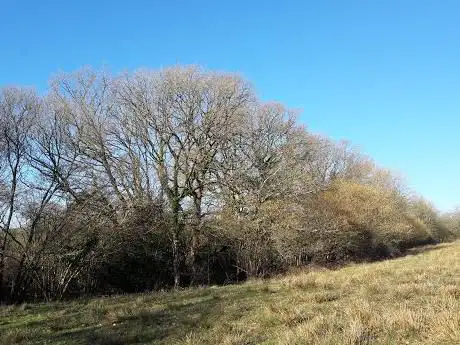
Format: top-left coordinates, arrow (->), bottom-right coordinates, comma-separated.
1,243 -> 459,345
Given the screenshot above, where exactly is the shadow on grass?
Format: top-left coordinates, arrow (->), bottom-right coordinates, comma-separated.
5,287 -> 264,345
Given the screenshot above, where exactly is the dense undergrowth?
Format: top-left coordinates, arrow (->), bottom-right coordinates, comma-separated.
1,241 -> 459,345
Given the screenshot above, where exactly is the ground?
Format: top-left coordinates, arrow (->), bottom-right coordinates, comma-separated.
1,242 -> 459,345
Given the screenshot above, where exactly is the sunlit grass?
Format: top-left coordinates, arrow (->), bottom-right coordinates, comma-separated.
1,242 -> 459,344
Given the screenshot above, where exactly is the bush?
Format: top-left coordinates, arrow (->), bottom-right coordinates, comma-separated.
301,180 -> 436,262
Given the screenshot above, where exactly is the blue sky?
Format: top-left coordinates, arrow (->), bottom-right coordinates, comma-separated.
1,1 -> 459,211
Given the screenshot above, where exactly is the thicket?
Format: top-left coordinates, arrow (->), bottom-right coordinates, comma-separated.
0,66 -> 457,303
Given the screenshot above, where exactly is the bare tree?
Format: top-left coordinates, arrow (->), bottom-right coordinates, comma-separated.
0,87 -> 41,300
114,66 -> 252,285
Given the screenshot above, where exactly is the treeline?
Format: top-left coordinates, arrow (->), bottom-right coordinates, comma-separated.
0,66 -> 458,303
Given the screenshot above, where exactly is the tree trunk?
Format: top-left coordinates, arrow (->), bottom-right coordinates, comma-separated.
171,198 -> 183,289
172,231 -> 180,288
188,189 -> 203,286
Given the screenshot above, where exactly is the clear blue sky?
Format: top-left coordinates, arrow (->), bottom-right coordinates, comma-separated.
1,1 -> 459,211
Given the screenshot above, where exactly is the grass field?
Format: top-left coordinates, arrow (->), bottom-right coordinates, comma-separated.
1,242 -> 459,345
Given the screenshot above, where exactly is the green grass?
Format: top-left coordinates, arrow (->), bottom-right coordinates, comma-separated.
1,242 -> 459,345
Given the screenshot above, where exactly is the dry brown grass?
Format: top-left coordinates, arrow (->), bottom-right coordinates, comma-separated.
1,242 -> 459,344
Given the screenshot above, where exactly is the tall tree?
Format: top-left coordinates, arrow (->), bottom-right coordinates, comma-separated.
115,66 -> 252,286
0,87 -> 40,300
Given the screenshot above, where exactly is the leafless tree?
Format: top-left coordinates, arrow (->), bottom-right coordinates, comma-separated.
0,87 -> 43,298
114,66 -> 252,285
